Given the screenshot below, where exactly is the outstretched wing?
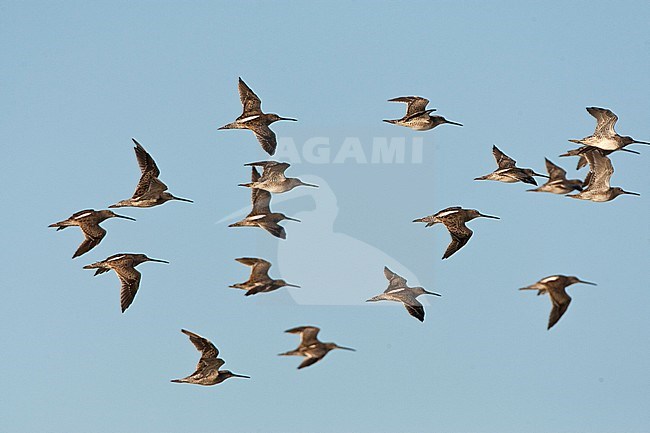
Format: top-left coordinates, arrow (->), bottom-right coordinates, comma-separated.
74,223 -> 107,258
249,168 -> 272,215
547,293 -> 571,330
404,298 -> 425,322
583,149 -> 613,192
544,158 -> 567,181
285,326 -> 320,346
383,266 -> 408,292
245,160 -> 290,177
253,124 -> 278,156
442,225 -> 472,259
388,96 -> 431,117
492,145 -> 517,169
114,265 -> 142,313
132,138 -> 160,177
235,257 -> 272,280
587,107 -> 618,139
181,329 -> 225,372
238,77 -> 262,116
258,221 -> 287,239
297,356 -> 322,369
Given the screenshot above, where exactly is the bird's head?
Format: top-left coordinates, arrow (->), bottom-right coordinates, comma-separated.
327,343 -> 356,352
566,276 -> 597,287
102,210 -> 136,221
277,280 -> 301,289
220,370 -> 251,380
134,254 -> 169,265
622,136 -> 650,146
413,287 -> 442,297
162,192 -> 193,203
267,113 -> 298,124
611,187 -> 640,199
466,209 -> 500,221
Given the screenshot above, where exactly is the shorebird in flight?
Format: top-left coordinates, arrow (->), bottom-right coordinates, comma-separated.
83,253 -> 168,313
366,267 -> 440,322
239,161 -> 318,193
520,275 -> 596,330
527,158 -> 583,194
413,207 -> 499,259
109,139 -> 193,208
229,257 -> 300,296
567,149 -> 640,202
475,145 -> 548,185
383,96 -> 462,130
49,209 -> 135,258
229,167 -> 300,239
171,329 -> 250,386
569,107 -> 650,153
219,77 -> 297,155
279,326 -> 355,369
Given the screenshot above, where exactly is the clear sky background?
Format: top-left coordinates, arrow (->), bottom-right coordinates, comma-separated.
1,1 -> 649,432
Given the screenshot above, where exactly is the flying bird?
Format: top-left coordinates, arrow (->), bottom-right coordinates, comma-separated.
49,209 -> 135,258
383,96 -> 462,130
83,253 -> 168,313
218,77 -> 297,155
567,149 -> 640,202
527,158 -> 583,194
413,207 -> 499,259
520,275 -> 596,330
109,138 -> 193,208
229,257 -> 300,296
569,107 -> 650,153
171,329 -> 250,386
474,145 -> 548,185
366,267 -> 441,322
239,161 -> 318,193
279,326 -> 355,369
228,167 -> 300,239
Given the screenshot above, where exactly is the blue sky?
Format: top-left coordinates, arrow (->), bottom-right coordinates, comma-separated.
1,1 -> 649,432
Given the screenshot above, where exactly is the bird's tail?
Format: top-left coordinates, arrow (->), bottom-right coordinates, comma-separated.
82,263 -> 110,276
382,119 -> 398,125
238,182 -> 253,188
218,122 -> 238,130
48,221 -> 71,231
170,379 -> 187,384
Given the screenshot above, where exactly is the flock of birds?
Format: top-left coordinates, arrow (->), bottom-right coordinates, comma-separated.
49,78 -> 647,385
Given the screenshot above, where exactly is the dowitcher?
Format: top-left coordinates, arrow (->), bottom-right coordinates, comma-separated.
569,107 -> 650,153
229,257 -> 300,296
109,138 -> 192,208
520,275 -> 596,330
171,329 -> 250,386
413,207 -> 499,259
49,209 -> 135,258
218,77 -> 297,156
83,253 -> 169,313
366,267 -> 440,322
239,160 -> 318,193
567,149 -> 640,202
279,326 -> 355,369
228,167 -> 300,239
383,96 -> 462,130
474,145 -> 548,185
527,158 -> 583,194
